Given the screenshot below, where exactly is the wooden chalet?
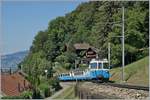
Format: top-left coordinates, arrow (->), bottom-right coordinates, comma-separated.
73,43 -> 99,64
73,43 -> 90,55
84,47 -> 98,58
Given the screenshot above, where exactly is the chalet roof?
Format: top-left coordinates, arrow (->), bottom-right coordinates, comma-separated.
74,43 -> 90,50
86,47 -> 99,53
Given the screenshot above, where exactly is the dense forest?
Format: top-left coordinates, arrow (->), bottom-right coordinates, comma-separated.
20,1 -> 149,98
22,0 -> 149,78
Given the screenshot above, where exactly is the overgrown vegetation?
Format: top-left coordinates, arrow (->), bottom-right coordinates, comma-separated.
22,1 -> 148,70
21,1 -> 149,98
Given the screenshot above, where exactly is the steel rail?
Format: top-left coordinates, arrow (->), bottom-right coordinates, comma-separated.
101,83 -> 149,91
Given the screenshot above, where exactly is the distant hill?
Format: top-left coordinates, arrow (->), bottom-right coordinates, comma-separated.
110,56 -> 149,86
1,51 -> 28,69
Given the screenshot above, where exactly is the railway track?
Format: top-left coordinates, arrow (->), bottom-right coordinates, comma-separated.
78,82 -> 149,99
100,82 -> 149,91
62,80 -> 149,91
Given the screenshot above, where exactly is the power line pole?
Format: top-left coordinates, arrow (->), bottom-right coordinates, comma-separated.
149,0 -> 150,97
108,42 -> 110,69
122,6 -> 125,82
109,6 -> 125,82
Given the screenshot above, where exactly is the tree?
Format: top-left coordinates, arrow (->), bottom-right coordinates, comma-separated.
22,0 -> 149,81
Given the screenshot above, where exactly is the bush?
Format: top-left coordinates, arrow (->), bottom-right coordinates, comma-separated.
64,63 -> 71,69
79,64 -> 88,69
38,83 -> 51,98
55,54 -> 68,63
49,77 -> 62,91
21,90 -> 33,99
32,89 -> 43,99
44,87 -> 51,97
55,52 -> 77,70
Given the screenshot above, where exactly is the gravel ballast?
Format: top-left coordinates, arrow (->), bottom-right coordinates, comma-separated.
78,82 -> 149,99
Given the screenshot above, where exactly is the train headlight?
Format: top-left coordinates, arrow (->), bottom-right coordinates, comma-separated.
105,70 -> 109,73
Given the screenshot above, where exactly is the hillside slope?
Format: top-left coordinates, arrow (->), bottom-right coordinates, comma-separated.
22,1 -> 149,75
110,56 -> 149,86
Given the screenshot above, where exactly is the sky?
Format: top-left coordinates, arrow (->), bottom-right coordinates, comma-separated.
2,0 -> 86,55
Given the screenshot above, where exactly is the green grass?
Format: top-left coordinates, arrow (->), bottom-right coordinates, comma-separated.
54,66 -> 69,75
110,56 -> 149,86
53,85 -> 78,99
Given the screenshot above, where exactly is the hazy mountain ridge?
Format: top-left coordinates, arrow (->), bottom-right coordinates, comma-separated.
1,51 -> 28,68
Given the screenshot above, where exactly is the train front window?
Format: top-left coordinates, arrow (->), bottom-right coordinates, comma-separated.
90,63 -> 97,69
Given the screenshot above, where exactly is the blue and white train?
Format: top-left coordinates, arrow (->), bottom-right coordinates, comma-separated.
58,59 -> 111,81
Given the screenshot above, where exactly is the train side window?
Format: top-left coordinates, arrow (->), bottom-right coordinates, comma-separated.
90,63 -> 97,69
98,63 -> 102,69
65,74 -> 69,76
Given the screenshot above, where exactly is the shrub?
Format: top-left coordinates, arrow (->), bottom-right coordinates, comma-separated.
79,64 -> 88,69
38,83 -> 51,98
20,90 -> 33,99
44,87 -> 51,97
64,63 -> 71,69
49,77 -> 62,91
32,88 -> 43,99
